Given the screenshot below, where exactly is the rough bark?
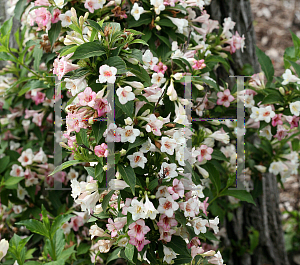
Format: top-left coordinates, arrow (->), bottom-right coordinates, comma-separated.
206,1 -> 290,264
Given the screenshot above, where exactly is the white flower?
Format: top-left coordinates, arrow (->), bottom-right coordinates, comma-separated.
118,126 -> 140,143
127,198 -> 146,220
54,0 -> 65,8
171,41 -> 178,51
70,179 -> 82,199
127,151 -> 147,168
150,0 -> 165,14
131,3 -> 144,20
269,161 -> 284,175
25,176 -> 39,187
208,251 -> 224,265
33,148 -> 48,163
116,86 -> 135,104
161,136 -> 177,155
151,72 -> 166,86
289,101 -> 300,116
142,50 -> 159,70
192,217 -> 208,234
65,77 -> 87,96
250,106 -> 261,122
67,168 -> 79,180
173,72 -> 183,80
167,78 -> 177,101
10,164 -> 24,177
158,195 -> 179,217
259,125 -> 272,140
166,16 -> 189,34
209,131 -> 230,144
171,49 -> 184,59
144,193 -> 159,219
18,149 -> 34,167
17,184 -> 28,200
13,205 -> 23,214
108,179 -> 129,190
62,222 -> 72,235
282,69 -> 300,85
163,246 -> 178,264
98,65 -> 117,83
124,117 -> 133,125
10,141 -> 20,150
208,217 -> 219,234
244,94 -> 255,108
0,239 -> 9,261
59,11 -> 72,27
258,106 -> 275,123
160,162 -> 178,180
191,184 -> 204,198
140,137 -> 156,153
254,165 -> 266,173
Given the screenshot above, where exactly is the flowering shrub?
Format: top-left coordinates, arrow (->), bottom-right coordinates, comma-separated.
1,0 -> 299,263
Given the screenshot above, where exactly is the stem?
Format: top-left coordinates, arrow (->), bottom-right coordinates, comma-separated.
50,239 -> 57,260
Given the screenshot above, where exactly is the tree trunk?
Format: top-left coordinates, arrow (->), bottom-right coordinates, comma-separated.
206,1 -> 290,264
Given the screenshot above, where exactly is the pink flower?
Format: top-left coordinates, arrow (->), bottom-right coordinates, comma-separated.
78,87 -> 96,107
94,143 -> 108,158
32,112 -> 44,127
35,8 -> 51,30
122,198 -> 132,215
158,227 -> 176,242
106,217 -> 127,237
53,54 -> 79,80
216,89 -> 234,107
153,62 -> 168,74
197,145 -> 213,162
192,59 -> 206,70
157,214 -> 177,231
33,91 -> 46,105
66,113 -> 88,135
199,197 -> 209,216
167,179 -> 184,200
70,216 -> 84,232
51,8 -> 61,24
285,115 -> 299,129
224,31 -> 245,54
84,0 -> 102,13
103,123 -> 121,143
271,114 -> 283,127
144,114 -> 164,136
34,0 -> 50,6
274,125 -> 288,141
129,237 -> 150,252
187,237 -> 201,249
94,95 -> 111,117
191,246 -> 205,259
128,219 -> 150,241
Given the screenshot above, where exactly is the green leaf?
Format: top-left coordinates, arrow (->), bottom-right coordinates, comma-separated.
256,46 -> 274,82
33,45 -> 43,71
220,190 -> 256,205
77,243 -> 91,255
127,137 -> 146,152
14,0 -> 28,20
87,19 -> 103,32
290,30 -> 300,58
57,245 -> 75,261
128,14 -> 152,28
92,121 -> 107,144
203,231 -> 219,242
127,49 -> 143,63
60,45 -> 78,57
0,52 -> 17,62
118,165 -> 136,195
166,236 -> 191,257
155,34 -> 171,48
48,22 -> 61,47
211,150 -> 228,161
4,177 -> 24,187
95,163 -> 104,182
51,214 -> 73,238
102,56 -> 127,74
289,60 -> 300,77
202,163 -> 221,194
157,19 -> 176,27
49,160 -> 81,176
115,94 -> 134,118
0,156 -> 10,174
84,167 -> 95,178
249,228 -> 259,253
16,219 -> 49,237
103,22 -> 121,32
124,243 -> 135,262
71,42 -> 106,60
261,93 -> 283,105
106,247 -> 121,264
102,190 -> 115,212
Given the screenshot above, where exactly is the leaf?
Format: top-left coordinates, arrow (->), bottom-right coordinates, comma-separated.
16,219 -> 49,237
102,190 -> 115,212
290,30 -> 300,58
106,247 -> 121,264
95,163 -> 104,182
124,243 -> 135,262
115,94 -> 134,118
92,121 -> 107,144
128,49 -> 143,63
14,0 -> 28,20
102,56 -> 127,74
127,137 -> 146,152
211,150 -> 228,161
157,19 -> 176,27
60,45 -> 78,57
48,22 -> 61,47
77,243 -> 91,255
166,235 -> 191,257
220,190 -> 256,205
202,163 -> 221,194
5,177 -> 24,187
49,160 -> 81,176
118,165 -> 136,195
128,14 -> 152,28
103,22 -> 121,32
33,45 -> 43,71
87,19 -> 103,32
261,93 -> 283,105
256,46 -> 274,82
51,214 -> 73,238
155,34 -> 171,48
71,42 -> 106,60
57,245 -> 75,261
289,60 -> 300,77
0,156 -> 9,174
203,231 -> 219,242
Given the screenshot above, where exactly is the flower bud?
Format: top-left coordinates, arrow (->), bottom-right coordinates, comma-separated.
140,132 -> 144,137
279,87 -> 285,95
84,12 -> 89,21
103,165 -> 108,171
219,52 -> 228,58
104,16 -> 110,21
207,120 -> 220,126
139,190 -> 143,195
116,171 -> 121,179
156,25 -> 161,31
79,16 -> 84,28
120,149 -> 126,156
88,117 -> 94,124
155,16 -> 160,21
277,107 -> 284,111
173,73 -> 183,80
150,195 -> 156,199
126,58 -> 139,65
146,177 -> 149,185
195,84 -> 204,90
215,45 -> 222,51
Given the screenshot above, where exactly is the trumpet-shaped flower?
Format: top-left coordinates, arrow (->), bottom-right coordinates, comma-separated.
116,86 -> 135,104
98,65 -> 117,83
